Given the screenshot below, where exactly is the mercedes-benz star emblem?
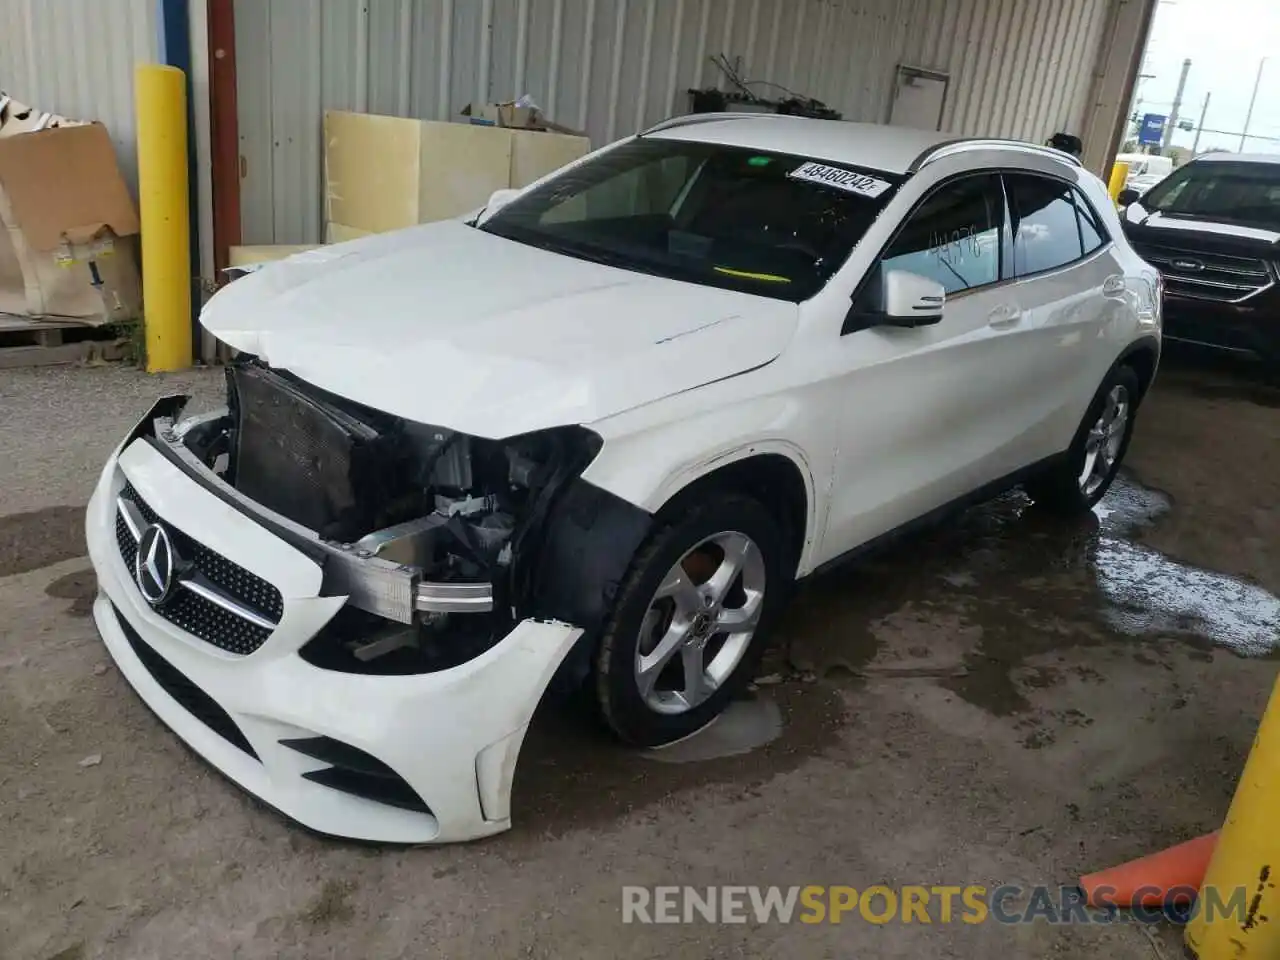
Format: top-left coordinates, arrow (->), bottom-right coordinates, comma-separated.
135,524 -> 175,605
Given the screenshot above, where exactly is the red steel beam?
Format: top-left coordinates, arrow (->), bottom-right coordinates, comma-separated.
207,0 -> 241,278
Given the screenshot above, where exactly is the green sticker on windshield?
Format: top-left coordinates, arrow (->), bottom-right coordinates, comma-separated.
747,156 -> 773,167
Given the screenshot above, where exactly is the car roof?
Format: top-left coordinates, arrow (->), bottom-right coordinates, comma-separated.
641,114 -> 1078,175
642,115 -> 953,174
1193,152 -> 1280,165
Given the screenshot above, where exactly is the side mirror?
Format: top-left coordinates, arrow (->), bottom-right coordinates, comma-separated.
1117,188 -> 1141,208
477,188 -> 521,224
881,270 -> 945,327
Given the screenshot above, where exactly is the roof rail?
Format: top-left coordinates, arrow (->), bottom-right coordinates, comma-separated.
639,111 -> 799,136
910,139 -> 1084,172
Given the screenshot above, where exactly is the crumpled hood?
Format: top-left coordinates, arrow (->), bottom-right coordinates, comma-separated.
202,221 -> 797,438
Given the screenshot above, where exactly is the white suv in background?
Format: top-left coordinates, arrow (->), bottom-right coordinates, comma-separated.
86,114 -> 1161,843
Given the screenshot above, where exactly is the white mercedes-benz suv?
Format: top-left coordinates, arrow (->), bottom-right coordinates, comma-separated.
87,115 -> 1161,843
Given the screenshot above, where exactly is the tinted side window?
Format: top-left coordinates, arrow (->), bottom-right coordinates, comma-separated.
1073,188 -> 1108,254
1006,174 -> 1085,276
880,175 -> 1003,295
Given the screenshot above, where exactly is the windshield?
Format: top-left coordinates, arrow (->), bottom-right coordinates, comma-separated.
478,138 -> 900,301
1142,160 -> 1280,230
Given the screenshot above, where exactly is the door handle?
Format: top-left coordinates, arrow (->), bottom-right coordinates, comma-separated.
1102,275 -> 1126,296
987,304 -> 1022,328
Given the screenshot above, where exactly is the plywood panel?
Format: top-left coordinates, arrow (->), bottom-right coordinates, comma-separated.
510,130 -> 590,188
416,122 -> 514,223
323,110 -> 424,234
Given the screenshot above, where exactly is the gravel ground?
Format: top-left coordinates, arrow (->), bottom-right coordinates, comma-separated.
0,365 -> 224,517
0,352 -> 1277,959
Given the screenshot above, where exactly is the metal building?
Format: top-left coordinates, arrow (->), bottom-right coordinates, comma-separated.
0,0 -> 1157,264
0,0 -> 157,196
237,0 -> 1133,245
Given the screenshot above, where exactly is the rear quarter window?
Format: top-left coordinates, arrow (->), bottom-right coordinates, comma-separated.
1006,173 -> 1086,276
1073,188 -> 1109,254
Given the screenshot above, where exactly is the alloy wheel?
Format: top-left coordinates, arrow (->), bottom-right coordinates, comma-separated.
633,531 -> 767,715
1079,384 -> 1130,498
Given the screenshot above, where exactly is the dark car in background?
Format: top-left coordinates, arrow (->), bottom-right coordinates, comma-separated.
1119,153 -> 1280,372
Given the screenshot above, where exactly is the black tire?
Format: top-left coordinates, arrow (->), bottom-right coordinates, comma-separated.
594,493 -> 788,747
1025,364 -> 1142,513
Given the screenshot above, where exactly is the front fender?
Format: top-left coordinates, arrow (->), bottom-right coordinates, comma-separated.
581,393 -> 822,574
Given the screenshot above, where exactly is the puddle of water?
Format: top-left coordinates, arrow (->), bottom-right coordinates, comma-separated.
509,682 -> 846,840
1095,539 -> 1280,656
928,476 -> 1280,659
1088,478 -> 1280,656
781,471 -> 1279,717
641,696 -> 783,764
1093,475 -> 1171,535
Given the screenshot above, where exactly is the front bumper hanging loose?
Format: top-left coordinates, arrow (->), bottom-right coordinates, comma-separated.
86,413 -> 583,844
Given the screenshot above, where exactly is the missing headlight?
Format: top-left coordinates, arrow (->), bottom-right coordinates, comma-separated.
171,360 -> 606,674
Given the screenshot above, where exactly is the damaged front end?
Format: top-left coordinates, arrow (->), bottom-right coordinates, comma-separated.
154,359 -> 650,677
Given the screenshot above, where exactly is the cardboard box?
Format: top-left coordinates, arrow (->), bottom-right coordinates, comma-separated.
323,110 -> 591,236
0,123 -> 140,324
464,102 -> 539,129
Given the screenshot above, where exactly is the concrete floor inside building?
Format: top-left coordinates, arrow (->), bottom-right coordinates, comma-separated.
1,349 -> 1277,959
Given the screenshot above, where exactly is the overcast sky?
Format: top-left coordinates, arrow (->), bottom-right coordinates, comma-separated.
1135,0 -> 1280,153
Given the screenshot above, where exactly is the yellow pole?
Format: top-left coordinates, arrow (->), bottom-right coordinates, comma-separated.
1186,670 -> 1280,958
135,64 -> 192,372
1107,161 -> 1130,204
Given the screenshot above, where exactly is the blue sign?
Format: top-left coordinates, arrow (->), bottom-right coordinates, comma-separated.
1138,113 -> 1167,145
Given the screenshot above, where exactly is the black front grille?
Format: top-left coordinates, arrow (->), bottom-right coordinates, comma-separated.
1134,242 -> 1273,302
116,483 -> 282,655
111,602 -> 259,760
281,736 -> 433,815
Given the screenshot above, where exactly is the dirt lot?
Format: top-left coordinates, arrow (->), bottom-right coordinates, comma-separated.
1,353 -> 1277,959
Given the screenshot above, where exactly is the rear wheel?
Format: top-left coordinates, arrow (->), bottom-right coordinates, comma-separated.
1026,364 -> 1141,513
594,494 -> 786,747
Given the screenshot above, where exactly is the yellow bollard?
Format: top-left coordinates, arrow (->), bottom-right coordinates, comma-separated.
1107,161 -> 1130,205
135,63 -> 192,372
1185,670 -> 1280,958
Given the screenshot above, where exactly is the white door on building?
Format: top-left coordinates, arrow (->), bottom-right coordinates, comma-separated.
889,66 -> 949,132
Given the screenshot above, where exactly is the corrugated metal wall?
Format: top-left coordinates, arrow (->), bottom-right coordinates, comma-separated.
237,0 -> 1114,245
0,0 -> 157,197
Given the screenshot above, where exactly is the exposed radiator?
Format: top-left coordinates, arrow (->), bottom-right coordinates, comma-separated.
227,364 -> 399,540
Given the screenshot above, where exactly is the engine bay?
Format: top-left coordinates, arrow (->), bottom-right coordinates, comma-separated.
175,359 -> 604,673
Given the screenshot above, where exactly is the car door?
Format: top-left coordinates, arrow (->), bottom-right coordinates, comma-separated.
1003,172 -> 1124,464
817,172 -> 1027,558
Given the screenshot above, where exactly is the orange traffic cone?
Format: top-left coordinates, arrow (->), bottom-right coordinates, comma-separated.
1079,832 -> 1219,908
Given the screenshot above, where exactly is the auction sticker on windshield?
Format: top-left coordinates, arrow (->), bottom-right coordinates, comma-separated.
788,162 -> 892,198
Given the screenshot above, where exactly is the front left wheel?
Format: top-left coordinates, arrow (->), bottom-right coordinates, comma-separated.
594,494 -> 788,747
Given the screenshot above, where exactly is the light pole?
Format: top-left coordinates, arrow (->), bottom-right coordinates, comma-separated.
1239,57 -> 1268,153
1192,92 -> 1211,154
1162,58 -> 1192,150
